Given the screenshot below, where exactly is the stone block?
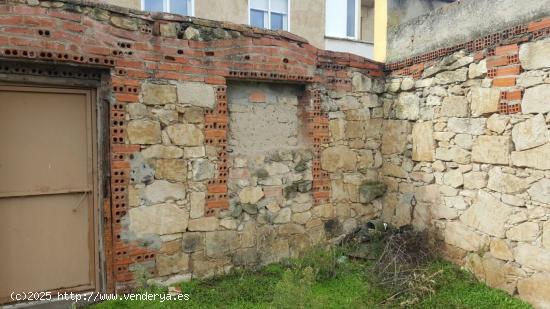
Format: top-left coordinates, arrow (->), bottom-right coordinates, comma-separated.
487,167 -> 528,194
359,182 -> 387,203
292,211 -> 312,224
182,232 -> 203,253
447,118 -> 486,135
188,217 -> 218,231
463,171 -> 488,189
166,124 -> 204,146
142,145 -> 184,159
434,68 -> 468,85
320,146 -> 357,172
506,222 -> 539,242
239,186 -> 264,204
154,159 -> 186,182
329,118 -> 346,141
143,180 -> 186,204
189,192 -> 205,219
514,244 -> 550,272
177,82 -> 216,108
159,22 -> 178,37
517,273 -> 550,309
395,92 -> 420,120
129,204 -> 189,238
472,136 -> 511,165
127,120 -> 161,144
157,252 -> 189,276
142,83 -> 177,105
205,231 -> 240,258
382,163 -> 407,178
191,159 -> 216,181
110,16 -> 138,31
468,60 -> 487,79
351,73 -> 384,93
435,147 -> 471,164
486,114 -> 509,134
440,96 -> 469,117
127,103 -> 147,119
470,87 -> 500,117
412,121 -> 435,161
345,121 -> 364,139
490,238 -> 513,261
461,191 -> 513,238
381,120 -> 410,155
528,178 -> 550,204
443,169 -> 463,188
519,38 -> 550,70
454,134 -> 473,150
511,114 -> 548,151
522,84 -> 550,114
444,221 -> 488,252
511,144 -> 550,170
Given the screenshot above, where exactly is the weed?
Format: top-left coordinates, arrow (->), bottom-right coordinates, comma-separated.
270,267 -> 317,309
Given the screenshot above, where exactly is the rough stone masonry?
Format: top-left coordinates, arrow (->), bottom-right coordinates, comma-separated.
0,0 -> 549,308
0,0 -> 384,294
384,20 -> 550,308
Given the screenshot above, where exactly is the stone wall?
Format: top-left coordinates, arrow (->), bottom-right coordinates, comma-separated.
0,0 -> 385,293
384,30 -> 550,307
124,77 -> 386,284
2,1 -> 550,308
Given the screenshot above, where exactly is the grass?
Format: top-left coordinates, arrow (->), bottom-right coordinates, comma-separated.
92,248 -> 531,309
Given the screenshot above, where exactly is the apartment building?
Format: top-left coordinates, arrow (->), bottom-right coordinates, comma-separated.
100,0 -> 386,60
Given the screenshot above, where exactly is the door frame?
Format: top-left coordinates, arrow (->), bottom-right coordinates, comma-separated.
0,82 -> 103,303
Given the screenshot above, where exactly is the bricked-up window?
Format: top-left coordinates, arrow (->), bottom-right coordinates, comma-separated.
326,0 -> 359,39
142,0 -> 194,16
249,0 -> 289,31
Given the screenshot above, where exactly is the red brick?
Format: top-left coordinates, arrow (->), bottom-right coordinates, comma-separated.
111,144 -> 140,153
528,17 -> 550,32
493,77 -> 516,87
115,93 -> 139,102
495,65 -> 521,77
502,90 -> 523,101
495,44 -> 518,56
0,15 -> 23,25
85,46 -> 111,56
206,200 -> 229,209
205,129 -> 226,138
63,22 -> 86,33
116,59 -> 144,69
249,91 -> 266,103
3,27 -> 34,35
486,55 -> 509,68
112,161 -> 130,169
0,36 -> 8,45
9,37 -> 39,47
207,184 -> 227,193
205,75 -> 226,85
126,69 -> 150,79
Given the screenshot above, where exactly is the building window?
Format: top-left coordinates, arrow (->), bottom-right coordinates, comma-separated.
249,0 -> 289,31
325,0 -> 359,39
142,0 -> 194,16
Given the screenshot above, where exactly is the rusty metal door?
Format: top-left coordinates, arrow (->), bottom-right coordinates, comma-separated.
0,85 -> 98,303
